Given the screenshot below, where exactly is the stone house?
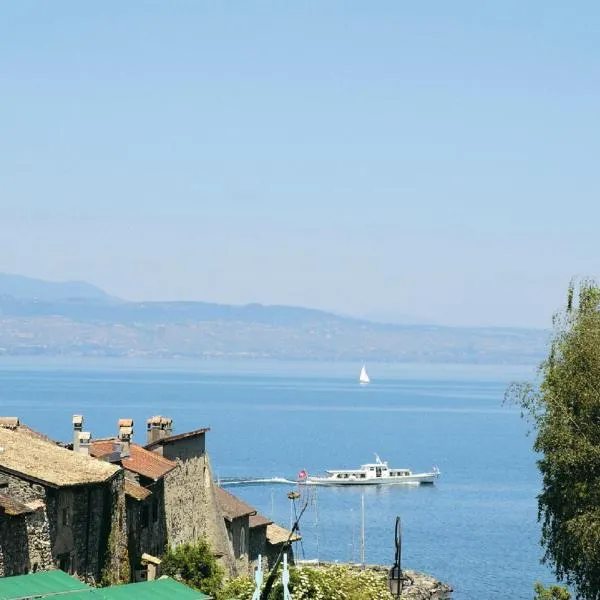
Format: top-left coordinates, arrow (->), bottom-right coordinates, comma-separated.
263,522 -> 300,569
215,486 -> 299,574
144,417 -> 235,575
0,418 -> 127,584
87,418 -> 177,582
215,486 -> 255,574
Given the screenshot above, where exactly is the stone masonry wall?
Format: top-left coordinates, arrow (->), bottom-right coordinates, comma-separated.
225,517 -> 249,575
97,472 -> 129,586
163,452 -> 235,575
0,473 -> 53,576
0,471 -> 128,585
126,479 -> 167,581
249,525 -> 267,571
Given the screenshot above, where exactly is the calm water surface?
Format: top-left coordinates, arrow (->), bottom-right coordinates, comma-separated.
0,359 -> 554,599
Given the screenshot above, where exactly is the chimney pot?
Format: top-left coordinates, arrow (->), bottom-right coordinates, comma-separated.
146,415 -> 173,445
77,432 -> 91,456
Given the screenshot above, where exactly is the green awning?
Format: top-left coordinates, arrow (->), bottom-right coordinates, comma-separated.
0,572 -> 209,600
0,570 -> 90,599
92,578 -> 210,599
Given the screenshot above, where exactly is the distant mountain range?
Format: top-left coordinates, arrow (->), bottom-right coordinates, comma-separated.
0,273 -> 548,364
0,272 -> 116,302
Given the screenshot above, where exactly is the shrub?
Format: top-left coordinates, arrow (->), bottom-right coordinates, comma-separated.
161,538 -> 224,599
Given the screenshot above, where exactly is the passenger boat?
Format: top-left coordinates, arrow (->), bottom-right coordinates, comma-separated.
297,455 -> 440,486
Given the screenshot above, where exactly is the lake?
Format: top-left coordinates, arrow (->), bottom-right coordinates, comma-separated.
0,359 -> 554,599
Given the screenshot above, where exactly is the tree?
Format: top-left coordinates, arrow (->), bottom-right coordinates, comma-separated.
534,582 -> 571,600
161,538 -> 224,599
507,280 -> 600,600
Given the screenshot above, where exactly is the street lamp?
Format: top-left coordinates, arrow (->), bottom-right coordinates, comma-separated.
387,516 -> 411,598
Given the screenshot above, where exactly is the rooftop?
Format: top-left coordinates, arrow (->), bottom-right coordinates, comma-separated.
145,427 -> 210,450
91,439 -> 177,481
0,428 -> 120,488
0,492 -> 34,516
124,479 -> 152,501
266,523 -> 301,545
215,486 -> 256,521
249,513 -> 272,529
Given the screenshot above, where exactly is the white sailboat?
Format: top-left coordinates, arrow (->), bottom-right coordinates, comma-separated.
359,365 -> 370,385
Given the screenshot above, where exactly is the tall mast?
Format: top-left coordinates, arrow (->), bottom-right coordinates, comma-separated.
360,492 -> 365,567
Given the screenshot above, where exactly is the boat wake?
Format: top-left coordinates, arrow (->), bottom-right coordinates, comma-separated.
217,476 -> 296,487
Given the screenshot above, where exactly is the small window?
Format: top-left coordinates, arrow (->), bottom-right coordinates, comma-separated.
239,526 -> 246,555
141,505 -> 149,528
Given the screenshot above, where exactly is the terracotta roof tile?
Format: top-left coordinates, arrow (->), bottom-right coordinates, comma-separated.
91,440 -> 176,481
215,486 -> 256,521
249,513 -> 272,528
0,492 -> 34,516
125,479 -> 152,501
266,523 -> 301,545
0,428 -> 119,487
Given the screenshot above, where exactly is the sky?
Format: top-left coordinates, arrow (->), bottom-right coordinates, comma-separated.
1,1 -> 599,328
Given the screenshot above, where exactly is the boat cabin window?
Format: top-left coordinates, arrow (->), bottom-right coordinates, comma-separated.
359,473 -> 366,478
369,467 -> 375,471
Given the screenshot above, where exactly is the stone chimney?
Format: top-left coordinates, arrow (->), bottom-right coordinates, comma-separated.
118,418 -> 133,459
72,415 -> 83,452
77,431 -> 91,456
147,416 -> 173,445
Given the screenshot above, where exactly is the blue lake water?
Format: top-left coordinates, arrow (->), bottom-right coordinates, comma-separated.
0,359 -> 554,599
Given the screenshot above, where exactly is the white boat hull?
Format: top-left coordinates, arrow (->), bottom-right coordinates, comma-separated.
299,471 -> 438,486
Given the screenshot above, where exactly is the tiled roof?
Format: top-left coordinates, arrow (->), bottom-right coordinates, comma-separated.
0,428 -> 120,488
124,479 -> 151,502
91,439 -> 177,481
215,486 -> 256,521
249,513 -> 272,529
266,523 -> 301,545
0,492 -> 34,516
145,428 -> 210,450
0,417 -> 58,444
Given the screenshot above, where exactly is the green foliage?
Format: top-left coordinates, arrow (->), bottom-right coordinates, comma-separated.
161,538 -> 224,599
219,565 -> 394,600
534,582 -> 571,599
99,518 -> 130,587
220,576 -> 255,599
507,280 -> 600,600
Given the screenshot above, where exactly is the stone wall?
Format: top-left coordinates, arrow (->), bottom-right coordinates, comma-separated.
97,472 -> 129,585
224,517 -> 249,575
126,479 -> 167,581
0,471 -> 128,585
249,525 -> 267,570
159,441 -> 235,575
265,542 -> 294,573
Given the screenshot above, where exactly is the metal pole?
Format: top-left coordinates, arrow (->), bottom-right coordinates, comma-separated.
360,493 -> 365,567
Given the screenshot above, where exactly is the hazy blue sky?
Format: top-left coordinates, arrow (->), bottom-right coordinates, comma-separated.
1,2 -> 599,327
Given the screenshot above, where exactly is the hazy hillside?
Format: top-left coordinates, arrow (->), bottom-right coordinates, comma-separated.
0,288 -> 549,364
0,273 -> 115,302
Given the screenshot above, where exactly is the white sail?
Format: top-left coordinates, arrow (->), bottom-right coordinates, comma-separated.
359,365 -> 370,384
